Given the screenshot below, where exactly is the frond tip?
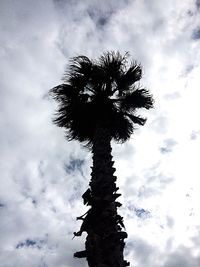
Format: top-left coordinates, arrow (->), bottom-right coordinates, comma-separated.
121,88 -> 154,111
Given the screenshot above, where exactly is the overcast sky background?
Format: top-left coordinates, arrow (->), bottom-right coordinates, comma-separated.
1,0 -> 200,266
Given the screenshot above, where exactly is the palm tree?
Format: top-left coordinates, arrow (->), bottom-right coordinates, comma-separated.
50,51 -> 154,267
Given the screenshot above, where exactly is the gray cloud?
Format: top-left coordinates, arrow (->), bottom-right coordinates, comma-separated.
190,130 -> 200,140
159,138 -> 177,154
150,116 -> 169,135
164,92 -> 181,100
196,0 -> 200,9
192,27 -> 200,40
163,246 -> 200,267
126,237 -> 159,267
166,216 -> 175,229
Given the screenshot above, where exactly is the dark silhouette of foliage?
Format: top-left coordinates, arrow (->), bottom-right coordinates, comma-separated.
50,51 -> 153,147
50,51 -> 154,267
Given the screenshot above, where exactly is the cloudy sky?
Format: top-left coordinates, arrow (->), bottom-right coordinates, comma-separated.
1,0 -> 200,266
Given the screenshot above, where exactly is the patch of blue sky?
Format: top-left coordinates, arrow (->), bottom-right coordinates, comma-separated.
134,208 -> 151,219
16,238 -> 46,249
65,159 -> 84,173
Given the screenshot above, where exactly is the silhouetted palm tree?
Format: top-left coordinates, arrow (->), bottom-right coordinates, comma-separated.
50,51 -> 154,267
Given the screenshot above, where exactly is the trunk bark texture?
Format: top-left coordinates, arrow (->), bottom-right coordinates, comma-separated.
74,127 -> 129,267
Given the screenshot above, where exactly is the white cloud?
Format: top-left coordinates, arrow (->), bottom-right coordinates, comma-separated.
1,0 -> 200,266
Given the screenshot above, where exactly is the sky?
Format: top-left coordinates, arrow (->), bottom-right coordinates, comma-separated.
1,0 -> 200,266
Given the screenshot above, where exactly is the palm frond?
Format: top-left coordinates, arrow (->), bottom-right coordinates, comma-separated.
116,61 -> 142,94
64,56 -> 93,91
49,84 -> 77,101
99,51 -> 128,80
125,113 -> 147,126
69,55 -> 92,76
110,112 -> 134,143
121,88 -> 154,111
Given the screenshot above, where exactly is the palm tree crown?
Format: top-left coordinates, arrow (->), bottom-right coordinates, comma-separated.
50,51 -> 154,146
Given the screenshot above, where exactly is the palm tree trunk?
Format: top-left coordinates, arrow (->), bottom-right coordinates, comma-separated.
74,126 -> 130,267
